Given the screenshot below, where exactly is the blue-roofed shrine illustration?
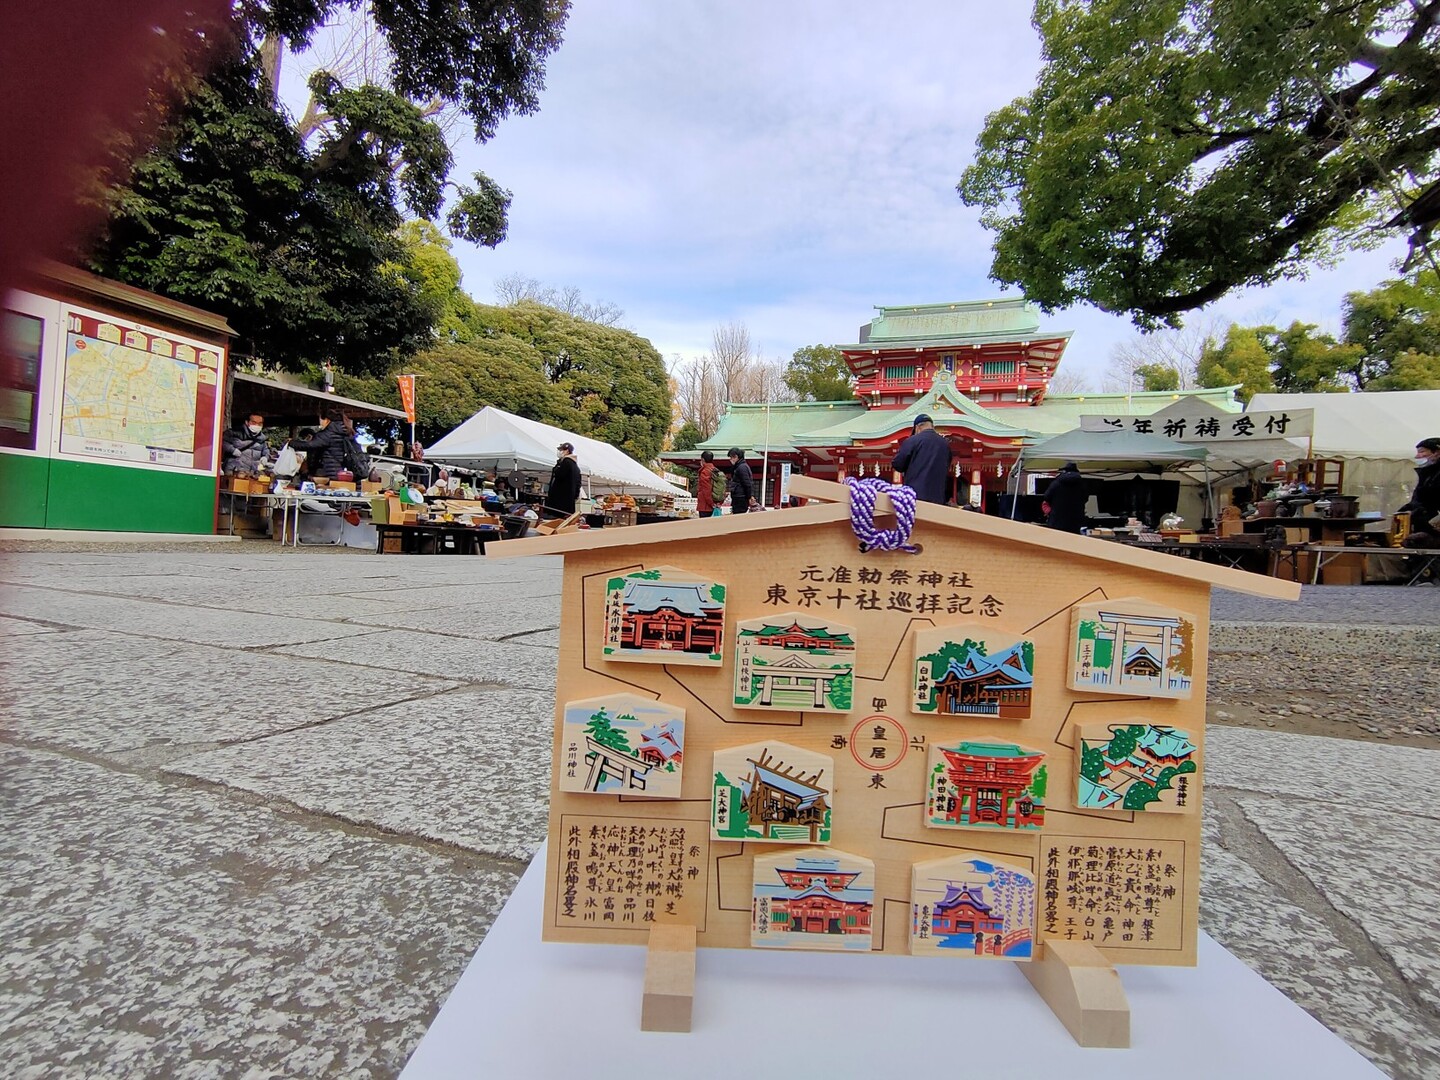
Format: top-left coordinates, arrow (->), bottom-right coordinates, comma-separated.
911,852 -> 1036,960
912,624 -> 1034,719
1069,598 -> 1196,699
926,739 -> 1047,831
558,693 -> 686,800
733,612 -> 856,713
1076,721 -> 1199,814
603,567 -> 726,666
751,848 -> 874,951
711,742 -> 833,844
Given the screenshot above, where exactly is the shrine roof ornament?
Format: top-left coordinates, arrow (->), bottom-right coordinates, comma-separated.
791,370 -> 1034,445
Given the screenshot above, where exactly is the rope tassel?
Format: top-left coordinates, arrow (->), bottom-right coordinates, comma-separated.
846,477 -> 922,555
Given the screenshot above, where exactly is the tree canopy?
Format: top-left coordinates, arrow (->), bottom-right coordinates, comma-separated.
337,298 -> 673,462
83,1 -> 569,372
1196,270 -> 1440,397
784,344 -> 855,402
959,1 -> 1440,327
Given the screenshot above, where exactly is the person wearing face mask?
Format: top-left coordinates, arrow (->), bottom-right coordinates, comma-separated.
222,413 -> 269,477
1398,437 -> 1440,548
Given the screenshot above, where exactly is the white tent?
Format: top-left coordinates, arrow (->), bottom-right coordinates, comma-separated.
1247,391 -> 1439,456
1247,391 -> 1440,512
426,406 -> 687,498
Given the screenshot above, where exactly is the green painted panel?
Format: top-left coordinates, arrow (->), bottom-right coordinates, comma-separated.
0,453 -> 51,527
45,459 -> 217,533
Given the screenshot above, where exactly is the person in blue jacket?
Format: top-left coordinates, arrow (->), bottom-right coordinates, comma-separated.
890,414 -> 952,504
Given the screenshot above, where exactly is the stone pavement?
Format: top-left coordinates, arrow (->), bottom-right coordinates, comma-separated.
0,546 -> 1436,1079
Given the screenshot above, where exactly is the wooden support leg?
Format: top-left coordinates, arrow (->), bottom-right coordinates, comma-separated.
1019,940 -> 1130,1048
640,924 -> 696,1033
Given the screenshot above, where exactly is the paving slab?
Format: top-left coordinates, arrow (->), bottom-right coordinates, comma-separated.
1199,826 -> 1439,1079
1,634 -> 458,756
0,614 -> 72,637
169,686 -> 553,861
344,591 -> 561,640
1237,796 -> 1440,1017
1206,727 -> 1440,817
283,630 -> 559,690
0,584 -> 381,648
0,746 -> 520,1080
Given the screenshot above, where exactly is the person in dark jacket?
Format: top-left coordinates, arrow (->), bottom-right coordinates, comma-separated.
696,450 -> 719,516
726,447 -> 755,514
1399,437 -> 1440,547
287,409 -> 352,479
222,412 -> 269,476
1043,462 -> 1087,533
890,414 -> 952,504
546,442 -> 582,515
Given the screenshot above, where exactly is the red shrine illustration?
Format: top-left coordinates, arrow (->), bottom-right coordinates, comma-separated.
928,740 -> 1047,831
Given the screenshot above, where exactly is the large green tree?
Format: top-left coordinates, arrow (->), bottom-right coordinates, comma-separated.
959,1 -> 1440,326
1341,271 -> 1440,388
338,299 -> 673,460
1196,271 -> 1440,395
1196,326 -> 1276,402
84,1 -> 569,372
784,344 -> 854,402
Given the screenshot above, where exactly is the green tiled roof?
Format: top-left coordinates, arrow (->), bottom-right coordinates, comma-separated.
696,401 -> 869,454
668,383 -> 1244,457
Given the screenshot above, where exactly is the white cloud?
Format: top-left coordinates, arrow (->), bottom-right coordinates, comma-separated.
443,0 -> 1410,384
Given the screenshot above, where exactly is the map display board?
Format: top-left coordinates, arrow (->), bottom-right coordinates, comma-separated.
58,308 -> 223,472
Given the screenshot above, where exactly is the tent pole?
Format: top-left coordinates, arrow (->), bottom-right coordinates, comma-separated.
761,403 -> 771,508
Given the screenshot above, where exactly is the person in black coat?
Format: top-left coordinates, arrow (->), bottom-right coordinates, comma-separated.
891,413 -> 952,504
287,409 -> 353,479
547,442 -> 582,515
1043,462 -> 1087,533
726,447 -> 755,514
1399,437 -> 1440,547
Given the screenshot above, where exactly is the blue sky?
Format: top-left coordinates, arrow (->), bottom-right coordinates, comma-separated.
368,2 -> 1411,386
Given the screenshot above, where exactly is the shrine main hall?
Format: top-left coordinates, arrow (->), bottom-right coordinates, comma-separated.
669,298 -> 1238,510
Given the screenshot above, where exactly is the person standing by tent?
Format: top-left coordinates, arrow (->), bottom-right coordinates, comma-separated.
891,413 -> 951,504
696,450 -> 721,517
1043,461 -> 1087,533
547,441 -> 582,516
726,448 -> 755,514
1399,437 -> 1440,548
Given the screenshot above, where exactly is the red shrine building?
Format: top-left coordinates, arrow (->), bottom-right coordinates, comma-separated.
763,860 -> 872,936
616,580 -> 724,655
936,741 -> 1046,829
670,297 -> 1241,509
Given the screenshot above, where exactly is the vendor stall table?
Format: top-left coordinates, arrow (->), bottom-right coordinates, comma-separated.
374,521 -> 502,554
399,844 -> 1383,1080
1103,536 -> 1306,577
260,491 -> 374,547
1307,544 -> 1440,586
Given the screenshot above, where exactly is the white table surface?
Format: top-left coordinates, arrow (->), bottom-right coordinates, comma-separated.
400,844 -> 1384,1080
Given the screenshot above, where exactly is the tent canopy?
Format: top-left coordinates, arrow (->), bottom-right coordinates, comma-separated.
1248,390 -> 1440,457
1021,428 -> 1208,471
426,406 -> 686,497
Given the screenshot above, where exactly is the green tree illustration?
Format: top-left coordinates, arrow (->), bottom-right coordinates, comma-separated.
1123,781 -> 1162,811
585,709 -> 634,785
1029,764 -> 1048,801
1080,744 -> 1105,784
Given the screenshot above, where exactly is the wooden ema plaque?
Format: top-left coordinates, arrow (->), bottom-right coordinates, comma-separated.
491,477 -> 1299,1043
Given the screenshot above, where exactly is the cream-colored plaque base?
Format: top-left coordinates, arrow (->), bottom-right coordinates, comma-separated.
1020,940 -> 1131,1047
641,924 -> 696,1032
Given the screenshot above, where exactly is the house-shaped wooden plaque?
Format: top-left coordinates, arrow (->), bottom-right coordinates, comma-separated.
489,477 -> 1297,988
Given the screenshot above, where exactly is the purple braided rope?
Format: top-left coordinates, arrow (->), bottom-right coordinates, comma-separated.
846,477 -> 921,554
